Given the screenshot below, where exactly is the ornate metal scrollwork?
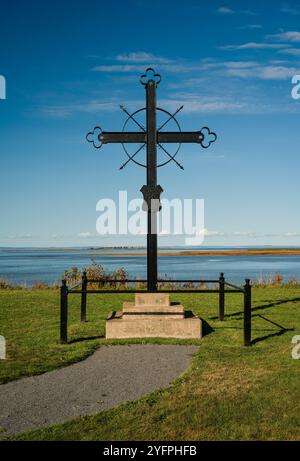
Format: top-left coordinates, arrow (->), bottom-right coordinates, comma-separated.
199,126 -> 217,149
140,184 -> 164,213
140,68 -> 161,87
86,126 -> 103,149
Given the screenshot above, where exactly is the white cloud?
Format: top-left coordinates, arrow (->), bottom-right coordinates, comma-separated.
280,4 -> 300,15
42,93 -> 262,118
6,234 -> 40,240
238,24 -> 262,30
116,52 -> 173,64
42,99 -> 123,117
258,65 -> 298,79
240,10 -> 257,16
216,6 -> 234,14
158,229 -> 170,236
202,228 -> 224,237
225,68 -> 255,78
224,63 -> 298,80
200,230 -> 300,239
93,63 -> 198,73
78,232 -> 96,238
189,228 -> 225,237
216,7 -> 257,15
233,231 -> 257,237
269,59 -> 290,64
189,60 -> 258,72
186,59 -> 298,81
40,49 -> 300,120
93,64 -> 144,72
279,47 -> 300,55
268,31 -> 300,42
159,95 -> 248,114
221,42 -> 290,50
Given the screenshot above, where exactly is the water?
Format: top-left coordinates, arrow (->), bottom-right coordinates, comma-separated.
1,247 -> 300,286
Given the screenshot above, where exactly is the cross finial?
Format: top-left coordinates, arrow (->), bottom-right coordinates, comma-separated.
140,68 -> 161,87
86,126 -> 103,149
199,127 -> 217,149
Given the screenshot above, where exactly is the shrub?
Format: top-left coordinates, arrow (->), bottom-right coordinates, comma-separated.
272,273 -> 283,286
0,278 -> 13,289
286,276 -> 300,287
31,281 -> 50,290
62,260 -> 130,290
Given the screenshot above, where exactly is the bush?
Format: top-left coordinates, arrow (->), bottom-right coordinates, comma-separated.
253,273 -> 298,287
286,276 -> 300,287
272,273 -> 284,286
62,260 -> 130,290
62,266 -> 81,286
31,281 -> 50,290
0,278 -> 13,289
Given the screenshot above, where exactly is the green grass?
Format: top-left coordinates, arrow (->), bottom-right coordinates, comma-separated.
1,286 -> 300,440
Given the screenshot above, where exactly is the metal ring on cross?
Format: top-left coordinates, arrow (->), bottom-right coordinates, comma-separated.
121,107 -> 182,168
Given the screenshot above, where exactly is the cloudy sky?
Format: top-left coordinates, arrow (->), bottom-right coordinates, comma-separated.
1,0 -> 300,247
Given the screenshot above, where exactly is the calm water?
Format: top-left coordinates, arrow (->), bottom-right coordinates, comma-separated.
1,247 -> 300,286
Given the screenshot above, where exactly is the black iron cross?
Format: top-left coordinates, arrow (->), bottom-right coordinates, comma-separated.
87,68 -> 217,292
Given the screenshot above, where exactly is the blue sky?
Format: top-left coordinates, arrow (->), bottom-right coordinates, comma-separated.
1,0 -> 300,247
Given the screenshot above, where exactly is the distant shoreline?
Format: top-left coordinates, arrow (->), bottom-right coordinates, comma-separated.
1,247 -> 300,257
84,249 -> 300,257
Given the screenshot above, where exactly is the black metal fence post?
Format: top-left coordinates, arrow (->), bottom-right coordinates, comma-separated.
81,271 -> 87,322
219,272 -> 225,321
60,279 -> 68,344
244,278 -> 252,346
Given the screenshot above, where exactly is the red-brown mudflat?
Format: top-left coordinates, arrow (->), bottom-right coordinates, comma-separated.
85,248 -> 300,257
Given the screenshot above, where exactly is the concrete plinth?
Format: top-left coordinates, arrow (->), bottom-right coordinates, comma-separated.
105,293 -> 202,339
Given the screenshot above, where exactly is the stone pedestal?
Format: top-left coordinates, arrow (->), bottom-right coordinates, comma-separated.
105,293 -> 202,339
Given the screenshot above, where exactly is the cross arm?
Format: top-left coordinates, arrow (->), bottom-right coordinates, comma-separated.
100,132 -> 146,144
157,132 -> 204,144
100,131 -> 205,144
98,128 -> 216,148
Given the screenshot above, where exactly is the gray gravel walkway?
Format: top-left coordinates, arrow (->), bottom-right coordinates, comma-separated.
0,345 -> 197,436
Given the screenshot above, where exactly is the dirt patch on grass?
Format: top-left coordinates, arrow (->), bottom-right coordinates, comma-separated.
193,363 -> 270,399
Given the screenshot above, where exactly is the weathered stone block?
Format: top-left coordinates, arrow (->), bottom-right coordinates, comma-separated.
135,293 -> 170,307
106,311 -> 202,339
122,304 -> 184,319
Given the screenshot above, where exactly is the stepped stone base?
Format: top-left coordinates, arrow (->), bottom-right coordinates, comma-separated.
105,293 -> 202,339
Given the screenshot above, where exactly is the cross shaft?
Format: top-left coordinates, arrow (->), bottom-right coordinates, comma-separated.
146,80 -> 158,292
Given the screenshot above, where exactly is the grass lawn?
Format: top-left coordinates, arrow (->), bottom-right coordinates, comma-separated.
0,286 -> 300,440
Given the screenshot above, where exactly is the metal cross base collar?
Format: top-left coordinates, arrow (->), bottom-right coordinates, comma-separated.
140,184 -> 163,212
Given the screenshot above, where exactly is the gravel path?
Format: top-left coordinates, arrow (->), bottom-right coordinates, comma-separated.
0,345 -> 197,436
